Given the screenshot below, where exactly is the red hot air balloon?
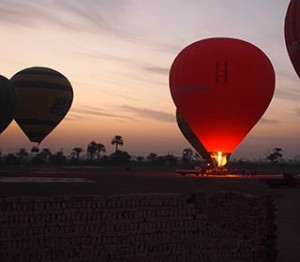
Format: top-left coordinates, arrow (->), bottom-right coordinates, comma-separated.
169,38 -> 275,167
285,0 -> 300,78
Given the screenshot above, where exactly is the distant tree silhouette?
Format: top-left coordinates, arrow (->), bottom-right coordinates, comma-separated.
109,150 -> 131,165
182,148 -> 193,161
49,151 -> 66,165
111,135 -> 124,152
164,154 -> 178,166
16,148 -> 29,164
72,147 -> 84,161
154,156 -> 165,165
147,153 -> 157,163
136,156 -> 144,162
31,146 -> 39,153
4,153 -> 17,165
100,155 -> 109,165
182,148 -> 194,168
40,148 -> 52,161
267,147 -> 283,164
87,141 -> 98,160
31,153 -> 45,165
96,143 -> 106,160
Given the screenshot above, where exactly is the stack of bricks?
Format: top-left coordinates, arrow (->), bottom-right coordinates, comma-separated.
206,192 -> 277,262
0,192 -> 276,262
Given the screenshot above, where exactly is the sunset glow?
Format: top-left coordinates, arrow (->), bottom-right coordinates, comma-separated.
0,0 -> 299,159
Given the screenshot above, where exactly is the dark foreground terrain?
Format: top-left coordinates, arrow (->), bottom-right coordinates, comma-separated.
0,166 -> 299,262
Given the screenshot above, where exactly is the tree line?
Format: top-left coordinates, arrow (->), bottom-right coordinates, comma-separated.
0,135 -> 299,172
0,135 -> 201,167
0,135 -> 125,166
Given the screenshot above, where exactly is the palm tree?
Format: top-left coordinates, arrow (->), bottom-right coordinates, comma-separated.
96,143 -> 106,160
72,147 -> 83,161
87,141 -> 98,160
111,135 -> 124,152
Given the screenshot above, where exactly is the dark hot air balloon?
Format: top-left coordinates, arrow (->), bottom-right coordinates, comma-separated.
11,67 -> 73,144
169,38 -> 275,167
284,0 -> 300,78
0,75 -> 17,134
176,109 -> 211,161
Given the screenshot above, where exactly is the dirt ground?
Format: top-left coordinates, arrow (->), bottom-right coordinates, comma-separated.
0,166 -> 299,262
273,189 -> 300,262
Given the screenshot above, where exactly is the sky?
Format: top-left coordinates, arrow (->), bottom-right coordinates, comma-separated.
0,0 -> 299,160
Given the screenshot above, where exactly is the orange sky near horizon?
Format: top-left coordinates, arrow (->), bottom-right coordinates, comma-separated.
0,0 -> 299,159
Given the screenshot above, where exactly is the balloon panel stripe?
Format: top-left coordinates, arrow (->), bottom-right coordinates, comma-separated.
14,70 -> 63,78
13,81 -> 72,92
16,119 -> 58,125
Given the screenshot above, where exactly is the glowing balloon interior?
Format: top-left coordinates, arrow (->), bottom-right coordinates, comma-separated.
210,151 -> 228,167
0,75 -> 17,134
11,67 -> 73,144
170,38 -> 275,166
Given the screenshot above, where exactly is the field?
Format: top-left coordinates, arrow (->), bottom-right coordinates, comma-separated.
0,165 -> 299,262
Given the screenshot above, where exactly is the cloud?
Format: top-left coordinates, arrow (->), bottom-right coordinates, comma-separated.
77,47 -> 170,80
274,70 -> 300,102
69,104 -> 174,124
116,105 -> 174,123
78,47 -> 169,72
142,66 -> 169,75
0,1 -> 129,32
103,91 -> 139,102
0,1 -> 64,27
0,3 -> 30,25
258,118 -> 281,124
274,87 -> 300,102
0,0 -> 145,44
0,0 -> 180,54
147,41 -> 181,54
77,48 -> 139,65
65,114 -> 87,121
71,105 -> 131,120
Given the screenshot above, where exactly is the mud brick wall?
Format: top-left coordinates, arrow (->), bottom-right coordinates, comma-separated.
0,192 -> 276,262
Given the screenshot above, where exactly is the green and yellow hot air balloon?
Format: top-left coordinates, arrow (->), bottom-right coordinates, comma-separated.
11,67 -> 73,144
0,75 -> 17,134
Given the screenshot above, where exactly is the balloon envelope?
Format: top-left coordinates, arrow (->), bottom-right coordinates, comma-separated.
11,67 -> 73,143
169,38 -> 275,156
0,75 -> 17,134
284,0 -> 300,78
